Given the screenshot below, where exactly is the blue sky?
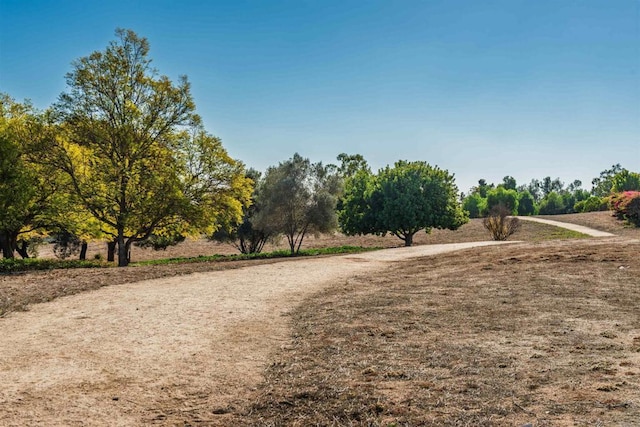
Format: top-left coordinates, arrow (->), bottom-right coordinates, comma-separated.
1,0 -> 638,193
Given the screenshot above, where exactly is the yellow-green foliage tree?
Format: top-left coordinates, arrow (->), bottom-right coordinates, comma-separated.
0,94 -> 68,258
53,29 -> 251,266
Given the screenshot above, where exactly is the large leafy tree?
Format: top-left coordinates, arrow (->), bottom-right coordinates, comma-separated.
254,153 -> 342,254
0,95 -> 67,258
339,160 -> 468,246
53,29 -> 251,266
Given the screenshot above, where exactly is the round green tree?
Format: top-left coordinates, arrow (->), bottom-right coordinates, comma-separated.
339,160 -> 468,246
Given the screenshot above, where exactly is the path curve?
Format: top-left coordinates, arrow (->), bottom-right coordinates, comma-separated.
516,216 -> 616,237
0,240 -> 515,426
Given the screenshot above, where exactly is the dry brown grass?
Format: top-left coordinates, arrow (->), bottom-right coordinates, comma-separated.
240,239 -> 640,426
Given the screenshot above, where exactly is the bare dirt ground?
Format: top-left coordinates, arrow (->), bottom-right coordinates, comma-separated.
0,212 -> 638,426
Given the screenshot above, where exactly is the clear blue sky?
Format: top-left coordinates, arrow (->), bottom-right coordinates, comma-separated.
1,0 -> 638,193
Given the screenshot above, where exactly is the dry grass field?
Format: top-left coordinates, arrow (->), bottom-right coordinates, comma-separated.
1,211 -> 638,426
241,238 -> 639,426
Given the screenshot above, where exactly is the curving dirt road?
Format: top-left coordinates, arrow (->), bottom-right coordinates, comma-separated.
0,241 -> 522,426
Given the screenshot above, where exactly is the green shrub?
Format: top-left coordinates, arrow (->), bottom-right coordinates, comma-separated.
52,231 -> 82,259
135,233 -> 186,251
0,258 -> 106,274
574,196 -> 608,213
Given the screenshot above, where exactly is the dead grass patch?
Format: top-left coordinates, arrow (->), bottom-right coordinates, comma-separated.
241,239 -> 640,426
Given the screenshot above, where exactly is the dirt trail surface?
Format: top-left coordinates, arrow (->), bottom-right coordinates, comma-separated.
0,240 -> 517,426
517,216 -> 616,237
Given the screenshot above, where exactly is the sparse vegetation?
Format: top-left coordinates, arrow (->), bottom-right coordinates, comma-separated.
483,204 -> 521,240
0,257 -> 106,274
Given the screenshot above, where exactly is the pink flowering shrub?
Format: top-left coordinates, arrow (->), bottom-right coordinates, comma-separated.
610,191 -> 640,226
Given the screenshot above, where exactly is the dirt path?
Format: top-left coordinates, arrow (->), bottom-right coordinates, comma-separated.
517,215 -> 616,237
0,241 -> 518,426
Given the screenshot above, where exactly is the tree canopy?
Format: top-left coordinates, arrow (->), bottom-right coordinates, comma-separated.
52,29 -> 251,266
0,94 -> 68,258
254,153 -> 342,254
339,160 -> 468,246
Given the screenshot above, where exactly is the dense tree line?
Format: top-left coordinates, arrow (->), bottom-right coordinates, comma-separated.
462,165 -> 640,219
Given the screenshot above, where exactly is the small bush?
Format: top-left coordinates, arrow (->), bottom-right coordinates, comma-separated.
483,204 -> 521,241
135,233 -> 186,251
610,191 -> 640,226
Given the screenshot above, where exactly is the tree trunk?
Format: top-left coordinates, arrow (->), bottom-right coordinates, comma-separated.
404,233 -> 413,247
79,241 -> 88,260
117,231 -> 128,267
287,234 -> 296,255
107,240 -> 116,262
15,239 -> 29,259
0,232 -> 14,259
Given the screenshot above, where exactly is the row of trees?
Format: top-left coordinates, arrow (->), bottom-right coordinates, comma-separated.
462,165 -> 640,218
213,154 -> 468,252
2,29 -> 468,265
